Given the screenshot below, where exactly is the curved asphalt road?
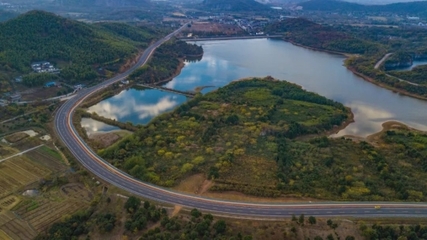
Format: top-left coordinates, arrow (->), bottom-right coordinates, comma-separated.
54,25 -> 427,218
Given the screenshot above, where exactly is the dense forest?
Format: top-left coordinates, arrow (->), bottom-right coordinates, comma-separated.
385,52 -> 413,70
100,77 -> 350,196
265,18 -> 381,55
130,39 -> 203,84
0,11 -> 158,87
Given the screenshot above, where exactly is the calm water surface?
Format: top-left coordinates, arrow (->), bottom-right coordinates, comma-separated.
396,60 -> 427,71
81,118 -> 119,136
84,39 -> 427,137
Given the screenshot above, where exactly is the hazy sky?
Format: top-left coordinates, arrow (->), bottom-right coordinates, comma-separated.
347,0 -> 426,4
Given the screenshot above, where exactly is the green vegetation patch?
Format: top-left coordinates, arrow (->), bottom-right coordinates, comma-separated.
389,65 -> 427,86
274,127 -> 427,201
101,77 -> 349,195
265,18 -> 381,54
130,39 -> 203,84
0,11 -> 158,86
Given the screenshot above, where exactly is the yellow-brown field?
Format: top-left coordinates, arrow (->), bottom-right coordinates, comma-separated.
0,156 -> 51,198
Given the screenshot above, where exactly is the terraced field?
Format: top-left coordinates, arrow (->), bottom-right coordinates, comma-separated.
14,184 -> 92,232
0,156 -> 51,198
0,211 -> 37,240
24,147 -> 67,172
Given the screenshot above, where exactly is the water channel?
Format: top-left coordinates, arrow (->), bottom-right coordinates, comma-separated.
82,39 -> 427,138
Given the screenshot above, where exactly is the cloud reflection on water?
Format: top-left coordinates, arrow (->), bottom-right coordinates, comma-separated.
333,102 -> 395,137
86,90 -> 184,130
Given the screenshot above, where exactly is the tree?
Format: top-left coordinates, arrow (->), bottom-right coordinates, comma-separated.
191,208 -> 202,218
143,201 -> 150,209
214,220 -> 227,234
291,214 -> 297,222
309,216 -> 317,225
327,219 -> 333,227
345,236 -> 355,240
314,237 -> 323,240
298,214 -> 305,225
291,226 -> 297,235
124,196 -> 141,213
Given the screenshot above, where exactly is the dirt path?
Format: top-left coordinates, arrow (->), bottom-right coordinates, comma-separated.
385,73 -> 419,86
374,53 -> 393,69
0,144 -> 44,164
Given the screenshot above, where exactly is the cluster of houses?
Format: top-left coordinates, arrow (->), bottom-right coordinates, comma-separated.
31,61 -> 60,74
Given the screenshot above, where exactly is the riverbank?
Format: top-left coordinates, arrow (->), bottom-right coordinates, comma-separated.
347,66 -> 427,101
285,39 -> 427,101
88,129 -> 132,149
342,120 -> 426,146
179,35 -> 282,42
285,39 -> 356,58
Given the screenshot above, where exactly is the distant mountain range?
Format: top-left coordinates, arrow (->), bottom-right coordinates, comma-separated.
274,0 -> 426,4
54,0 -> 150,7
0,10 -> 18,22
200,0 -> 269,11
299,0 -> 427,15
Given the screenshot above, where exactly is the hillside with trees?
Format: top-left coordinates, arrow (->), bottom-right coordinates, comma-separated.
299,0 -> 427,16
265,18 -> 381,55
0,10 -> 159,86
100,77 -> 351,197
98,77 -> 427,201
130,39 -> 203,84
199,0 -> 269,12
53,0 -> 151,8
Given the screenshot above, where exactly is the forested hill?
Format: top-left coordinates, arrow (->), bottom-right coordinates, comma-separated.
265,18 -> 382,54
299,0 -> 427,15
0,10 -> 157,74
200,0 -> 269,12
54,0 -> 151,7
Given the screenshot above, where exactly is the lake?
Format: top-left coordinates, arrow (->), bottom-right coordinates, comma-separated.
395,60 -> 427,71
84,39 -> 427,137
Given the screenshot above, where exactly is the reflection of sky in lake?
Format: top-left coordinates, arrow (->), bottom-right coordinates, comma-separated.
81,118 -> 119,136
87,89 -> 187,125
86,39 -> 427,137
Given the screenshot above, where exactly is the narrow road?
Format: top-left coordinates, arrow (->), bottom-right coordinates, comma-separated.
0,144 -> 44,163
54,26 -> 427,218
375,53 -> 393,69
374,53 -> 419,86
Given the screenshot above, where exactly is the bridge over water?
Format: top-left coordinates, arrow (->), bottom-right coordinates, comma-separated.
136,84 -> 196,98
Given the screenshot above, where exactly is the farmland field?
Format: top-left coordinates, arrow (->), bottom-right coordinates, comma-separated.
0,156 -> 51,198
24,146 -> 67,172
13,184 -> 92,232
0,211 -> 37,240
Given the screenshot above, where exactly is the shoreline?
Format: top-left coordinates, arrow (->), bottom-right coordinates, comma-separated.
87,129 -> 132,138
285,39 -> 427,101
347,67 -> 427,102
343,120 -> 426,145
